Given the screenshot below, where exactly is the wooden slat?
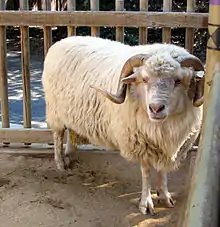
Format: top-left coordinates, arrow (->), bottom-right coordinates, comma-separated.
0,0 -> 10,146
0,128 -> 55,144
0,147 -> 115,155
0,1 -> 10,130
115,0 -> 124,42
187,0 -> 197,145
0,129 -> 109,152
0,26 -> 9,128
20,27 -> 31,128
42,0 -> 52,58
42,0 -> 52,136
185,0 -> 195,53
90,0 -> 99,36
162,0 -> 172,43
19,0 -> 31,130
0,11 -> 208,28
67,0 -> 76,36
139,0 -> 148,44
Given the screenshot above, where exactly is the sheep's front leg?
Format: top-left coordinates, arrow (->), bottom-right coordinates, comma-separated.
156,171 -> 175,207
64,130 -> 78,168
139,163 -> 155,215
53,129 -> 65,171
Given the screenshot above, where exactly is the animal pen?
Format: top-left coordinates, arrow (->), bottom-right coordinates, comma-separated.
0,0 -> 219,226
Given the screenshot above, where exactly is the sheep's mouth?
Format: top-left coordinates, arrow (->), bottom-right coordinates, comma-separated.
149,115 -> 167,122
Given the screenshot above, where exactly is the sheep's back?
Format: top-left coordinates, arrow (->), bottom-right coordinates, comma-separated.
43,37 -> 128,88
42,36 -> 134,147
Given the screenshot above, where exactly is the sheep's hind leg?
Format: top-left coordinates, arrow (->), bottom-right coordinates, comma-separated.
139,163 -> 155,215
53,129 -> 65,171
64,129 -> 79,169
156,171 -> 175,208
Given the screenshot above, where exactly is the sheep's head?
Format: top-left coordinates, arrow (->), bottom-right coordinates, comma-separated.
90,52 -> 204,122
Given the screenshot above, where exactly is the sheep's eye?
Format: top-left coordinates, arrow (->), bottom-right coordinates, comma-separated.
174,79 -> 181,87
143,77 -> 149,83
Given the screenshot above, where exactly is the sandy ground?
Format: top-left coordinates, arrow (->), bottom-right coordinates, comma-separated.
0,146 -> 196,227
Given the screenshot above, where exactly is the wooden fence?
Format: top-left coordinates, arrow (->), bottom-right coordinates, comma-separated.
0,0 -> 208,146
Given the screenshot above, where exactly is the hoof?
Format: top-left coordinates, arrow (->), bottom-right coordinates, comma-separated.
156,190 -> 176,208
139,197 -> 155,215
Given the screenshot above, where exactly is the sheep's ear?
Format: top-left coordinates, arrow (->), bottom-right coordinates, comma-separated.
121,68 -> 147,84
121,73 -> 137,84
133,67 -> 139,73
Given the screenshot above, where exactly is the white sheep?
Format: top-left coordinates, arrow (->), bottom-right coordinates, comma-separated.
42,36 -> 204,215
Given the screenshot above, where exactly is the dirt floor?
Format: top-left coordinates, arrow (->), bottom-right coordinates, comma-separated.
0,146 -> 196,227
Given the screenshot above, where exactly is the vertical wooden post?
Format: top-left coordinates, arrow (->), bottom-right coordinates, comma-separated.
180,0 -> 220,226
0,0 -> 9,128
162,0 -> 172,43
90,0 -> 100,36
139,0 -> 148,44
187,0 -> 197,145
0,0 -> 10,146
20,0 -> 31,131
42,0 -> 52,58
67,0 -> 76,37
181,65 -> 220,227
185,0 -> 195,53
203,1 -> 220,120
115,0 -> 124,42
42,0 -> 53,145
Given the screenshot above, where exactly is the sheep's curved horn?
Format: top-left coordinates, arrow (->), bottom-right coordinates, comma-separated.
188,75 -> 204,107
89,84 -> 127,104
179,55 -> 205,107
90,54 -> 151,104
179,55 -> 204,71
120,54 -> 152,81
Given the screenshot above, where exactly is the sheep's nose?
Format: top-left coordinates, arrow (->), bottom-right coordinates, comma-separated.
149,103 -> 165,114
